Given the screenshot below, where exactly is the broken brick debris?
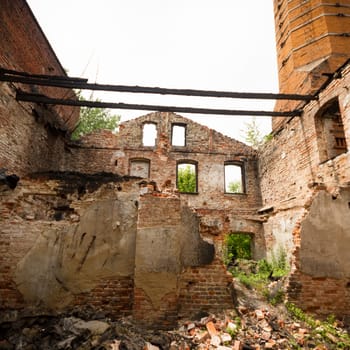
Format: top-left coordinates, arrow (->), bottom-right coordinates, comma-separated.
0,303 -> 348,350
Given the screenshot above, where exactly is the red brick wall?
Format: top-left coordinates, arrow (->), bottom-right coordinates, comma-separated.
272,0 -> 350,131
0,0 -> 79,176
0,0 -> 79,131
0,84 -> 69,176
178,259 -> 234,318
133,288 -> 179,329
260,62 -> 350,316
133,193 -> 235,327
67,113 -> 260,207
73,277 -> 134,318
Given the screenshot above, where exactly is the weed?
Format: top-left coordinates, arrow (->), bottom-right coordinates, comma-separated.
225,317 -> 241,338
228,248 -> 289,304
286,303 -> 350,348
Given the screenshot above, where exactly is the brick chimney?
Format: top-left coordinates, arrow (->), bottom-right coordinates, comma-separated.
272,0 -> 350,130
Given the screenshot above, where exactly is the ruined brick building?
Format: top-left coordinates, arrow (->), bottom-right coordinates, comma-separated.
1,0 -> 350,326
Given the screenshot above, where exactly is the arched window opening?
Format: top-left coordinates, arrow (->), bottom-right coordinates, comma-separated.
172,124 -> 186,146
142,123 -> 157,146
176,161 -> 197,193
224,162 -> 245,194
316,99 -> 347,162
130,159 -> 150,178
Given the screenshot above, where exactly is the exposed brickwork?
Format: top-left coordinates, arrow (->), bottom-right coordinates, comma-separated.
0,0 -> 80,176
133,192 -> 235,326
0,83 -> 67,176
260,62 -> 350,316
138,195 -> 181,227
69,112 -> 261,212
178,259 -> 234,318
2,0 -> 350,328
133,288 -> 179,329
73,277 -> 134,318
0,176 -> 140,320
288,273 -> 350,317
0,0 -> 79,131
272,0 -> 350,130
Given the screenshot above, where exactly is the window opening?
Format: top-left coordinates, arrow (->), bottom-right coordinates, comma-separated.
316,99 -> 347,162
223,232 -> 252,266
177,162 -> 197,193
142,123 -> 157,146
224,163 -> 244,193
172,124 -> 186,146
130,159 -> 150,178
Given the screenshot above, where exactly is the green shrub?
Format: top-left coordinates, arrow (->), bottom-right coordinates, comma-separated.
228,248 -> 289,304
223,233 -> 252,266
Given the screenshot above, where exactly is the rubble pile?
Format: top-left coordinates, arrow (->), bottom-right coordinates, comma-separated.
0,305 -> 348,349
1,281 -> 349,349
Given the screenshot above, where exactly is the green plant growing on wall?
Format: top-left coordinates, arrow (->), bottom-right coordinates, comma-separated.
71,92 -> 120,140
177,164 -> 196,193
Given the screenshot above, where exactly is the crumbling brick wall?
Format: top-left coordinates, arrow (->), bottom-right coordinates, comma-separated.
0,83 -> 68,176
133,193 -> 235,328
62,112 -> 266,261
1,110 -> 265,327
272,0 -> 350,131
0,0 -> 79,176
0,0 -> 78,131
259,62 -> 350,317
0,173 -> 140,321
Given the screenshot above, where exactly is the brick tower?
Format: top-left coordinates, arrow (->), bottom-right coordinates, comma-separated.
273,0 -> 350,130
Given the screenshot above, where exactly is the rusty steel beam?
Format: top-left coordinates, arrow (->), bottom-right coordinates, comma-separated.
16,91 -> 302,117
0,67 -> 88,83
0,67 -> 317,101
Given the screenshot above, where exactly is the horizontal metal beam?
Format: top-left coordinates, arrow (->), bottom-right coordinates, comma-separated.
16,91 -> 302,117
0,67 -> 88,83
0,67 -> 317,101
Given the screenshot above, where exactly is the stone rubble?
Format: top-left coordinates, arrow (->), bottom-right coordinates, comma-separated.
1,300 -> 348,350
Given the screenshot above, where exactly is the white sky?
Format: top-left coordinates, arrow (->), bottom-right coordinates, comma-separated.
27,0 -> 279,142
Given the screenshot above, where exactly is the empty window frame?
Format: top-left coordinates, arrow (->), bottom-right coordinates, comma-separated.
224,162 -> 245,194
176,161 -> 198,193
130,159 -> 150,178
315,99 -> 347,162
224,232 -> 253,263
172,124 -> 186,146
142,123 -> 157,146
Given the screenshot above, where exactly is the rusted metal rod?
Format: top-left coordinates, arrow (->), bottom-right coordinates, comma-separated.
1,67 -> 316,101
16,91 -> 302,117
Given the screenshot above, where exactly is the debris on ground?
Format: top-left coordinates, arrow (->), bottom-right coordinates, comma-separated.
1,279 -> 349,349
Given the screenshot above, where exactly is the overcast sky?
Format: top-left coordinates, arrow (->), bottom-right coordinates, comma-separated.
27,0 -> 279,142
